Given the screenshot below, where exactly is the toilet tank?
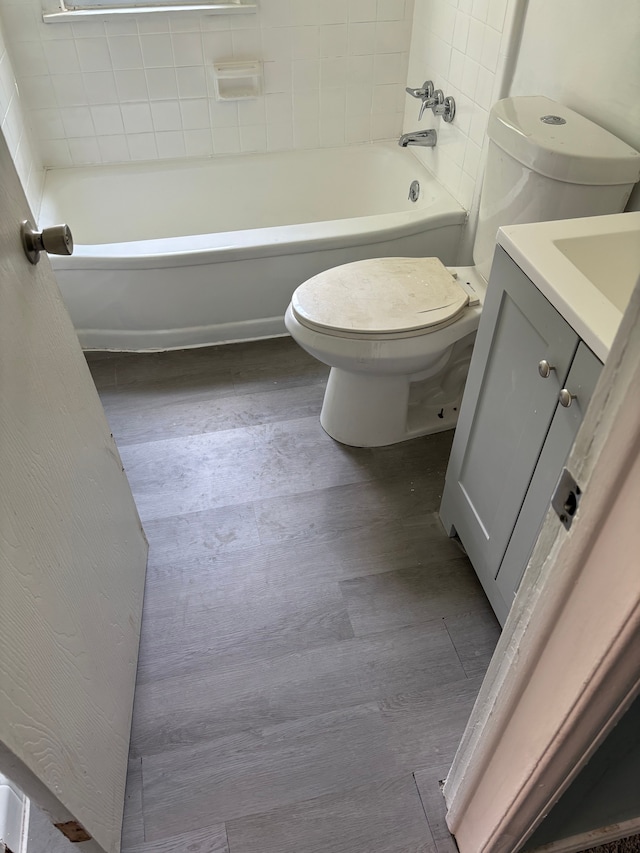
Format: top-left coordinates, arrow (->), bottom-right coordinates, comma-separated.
473,96 -> 640,281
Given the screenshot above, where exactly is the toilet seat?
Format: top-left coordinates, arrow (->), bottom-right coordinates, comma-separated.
291,257 -> 470,339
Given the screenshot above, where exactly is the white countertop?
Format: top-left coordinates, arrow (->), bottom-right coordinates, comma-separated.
497,211 -> 640,362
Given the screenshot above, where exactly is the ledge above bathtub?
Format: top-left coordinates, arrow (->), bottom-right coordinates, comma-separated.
43,1 -> 257,24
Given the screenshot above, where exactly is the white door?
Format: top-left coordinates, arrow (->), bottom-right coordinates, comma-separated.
0,132 -> 147,853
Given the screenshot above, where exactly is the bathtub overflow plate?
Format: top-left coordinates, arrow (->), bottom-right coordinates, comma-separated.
408,180 -> 420,203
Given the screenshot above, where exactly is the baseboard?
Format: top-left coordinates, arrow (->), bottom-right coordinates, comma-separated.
528,817 -> 640,853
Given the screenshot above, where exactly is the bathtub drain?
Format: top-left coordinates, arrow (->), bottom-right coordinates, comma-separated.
408,180 -> 420,203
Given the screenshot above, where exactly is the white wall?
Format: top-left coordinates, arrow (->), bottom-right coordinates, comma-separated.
510,0 -> 640,210
0,0 -> 414,169
405,0 -> 640,219
0,13 -> 44,215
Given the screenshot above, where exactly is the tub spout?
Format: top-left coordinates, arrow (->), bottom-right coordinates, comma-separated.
398,129 -> 437,148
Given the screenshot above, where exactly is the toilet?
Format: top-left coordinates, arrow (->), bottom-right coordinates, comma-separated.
285,96 -> 640,447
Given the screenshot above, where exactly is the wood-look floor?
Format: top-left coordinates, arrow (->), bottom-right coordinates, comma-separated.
30,337 -> 501,853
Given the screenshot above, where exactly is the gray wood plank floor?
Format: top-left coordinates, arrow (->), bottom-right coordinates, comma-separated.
28,338 -> 501,853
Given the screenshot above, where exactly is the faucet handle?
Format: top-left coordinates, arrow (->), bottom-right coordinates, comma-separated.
405,80 -> 434,100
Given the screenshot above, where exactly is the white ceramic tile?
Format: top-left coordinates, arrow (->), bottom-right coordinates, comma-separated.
44,40 -> 80,75
239,123 -> 267,151
51,73 -> 87,107
121,102 -> 153,133
348,22 -> 376,55
179,97 -> 209,129
127,131 -> 158,160
184,127 -> 213,156
16,75 -> 55,111
72,21 -> 106,39
320,56 -> 347,88
480,25 -> 500,71
466,17 -> 484,63
460,55 -> 479,98
370,110 -> 400,139
264,92 -> 291,126
474,64 -> 493,109
91,104 -> 124,135
212,125 -> 240,154
267,118 -> 293,150
263,60 -> 292,93
463,136 -> 481,176
469,102 -> 487,146
68,135 -> 100,164
374,52 -> 405,84
105,20 -> 137,37
448,48 -> 465,89
42,138 -> 72,167
259,26 -> 290,61
209,98 -> 238,128
260,0 -> 293,28
232,28 -> 261,59
12,42 -> 48,78
292,59 -> 320,91
346,112 -> 370,142
202,30 -> 233,60
291,26 -> 320,60
377,0 -> 406,21
320,24 -> 348,57
471,0 -> 489,23
108,36 -> 144,71
30,107 -> 64,139
237,97 -> 265,125
76,38 -> 112,73
140,33 -> 174,68
176,66 -> 207,98
346,84 -> 373,117
97,133 -> 130,162
60,105 -> 94,137
146,67 -> 178,100
318,0 -> 348,25
452,11 -> 470,52
114,69 -> 148,102
138,15 -> 170,35
151,99 -> 182,131
155,129 -> 185,158
83,71 -> 118,104
347,53 -> 375,85
170,32 -> 203,66
375,19 -> 408,52
348,0 -> 377,23
487,0 -> 508,31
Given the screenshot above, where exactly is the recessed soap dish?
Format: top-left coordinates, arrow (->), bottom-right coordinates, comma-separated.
212,61 -> 262,101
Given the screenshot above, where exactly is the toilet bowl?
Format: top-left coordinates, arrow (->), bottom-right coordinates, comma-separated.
284,258 -> 486,447
285,96 -> 640,447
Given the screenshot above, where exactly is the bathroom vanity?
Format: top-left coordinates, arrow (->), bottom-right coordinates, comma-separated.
440,212 -> 640,625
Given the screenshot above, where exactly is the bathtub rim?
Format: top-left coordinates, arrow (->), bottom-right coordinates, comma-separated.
50,201 -> 466,271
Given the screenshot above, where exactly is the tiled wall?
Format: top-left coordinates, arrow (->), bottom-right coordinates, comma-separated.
0,13 -> 44,214
403,0 -> 513,210
0,0 -> 414,168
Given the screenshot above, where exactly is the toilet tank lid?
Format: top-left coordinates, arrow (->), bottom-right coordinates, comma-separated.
488,96 -> 640,186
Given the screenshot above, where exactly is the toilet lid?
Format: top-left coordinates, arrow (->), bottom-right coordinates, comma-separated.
291,257 -> 470,337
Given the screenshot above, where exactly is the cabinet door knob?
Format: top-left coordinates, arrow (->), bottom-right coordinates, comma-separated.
559,389 -> 576,407
538,359 -> 556,378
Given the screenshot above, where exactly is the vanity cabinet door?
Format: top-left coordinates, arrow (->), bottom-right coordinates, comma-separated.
439,247 -> 579,618
494,342 -> 602,619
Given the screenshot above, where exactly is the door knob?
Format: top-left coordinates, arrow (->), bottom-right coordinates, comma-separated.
21,220 -> 73,265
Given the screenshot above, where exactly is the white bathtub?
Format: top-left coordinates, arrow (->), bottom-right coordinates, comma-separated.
41,143 -> 466,351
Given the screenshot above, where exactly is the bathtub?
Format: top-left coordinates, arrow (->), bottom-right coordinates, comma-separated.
41,142 -> 466,351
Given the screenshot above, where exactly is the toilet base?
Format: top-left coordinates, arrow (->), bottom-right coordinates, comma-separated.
320,334 -> 475,447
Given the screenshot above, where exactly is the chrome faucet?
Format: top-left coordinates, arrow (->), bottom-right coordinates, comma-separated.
398,129 -> 437,148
